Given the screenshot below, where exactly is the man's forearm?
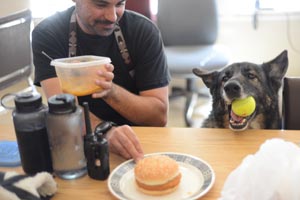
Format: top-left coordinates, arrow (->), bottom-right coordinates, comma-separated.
103,84 -> 169,126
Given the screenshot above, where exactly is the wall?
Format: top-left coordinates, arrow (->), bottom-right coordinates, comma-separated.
0,0 -> 29,17
217,11 -> 300,77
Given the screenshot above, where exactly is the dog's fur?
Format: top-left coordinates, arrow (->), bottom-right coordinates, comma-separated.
193,50 -> 288,131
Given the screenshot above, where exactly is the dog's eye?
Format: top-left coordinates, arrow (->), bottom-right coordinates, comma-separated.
247,73 -> 256,79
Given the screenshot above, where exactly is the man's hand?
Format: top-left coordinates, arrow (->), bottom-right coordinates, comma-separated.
105,125 -> 144,162
92,63 -> 115,99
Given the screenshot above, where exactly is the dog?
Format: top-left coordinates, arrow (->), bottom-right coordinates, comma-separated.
192,50 -> 288,131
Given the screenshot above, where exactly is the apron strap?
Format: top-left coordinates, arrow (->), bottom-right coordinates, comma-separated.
68,10 -> 77,57
114,23 -> 131,65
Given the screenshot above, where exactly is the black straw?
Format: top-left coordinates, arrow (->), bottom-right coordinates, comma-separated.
83,102 -> 93,135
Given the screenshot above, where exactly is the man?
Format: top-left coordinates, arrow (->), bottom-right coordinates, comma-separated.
32,0 -> 170,162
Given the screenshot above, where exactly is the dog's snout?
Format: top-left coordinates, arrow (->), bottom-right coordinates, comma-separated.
224,82 -> 241,98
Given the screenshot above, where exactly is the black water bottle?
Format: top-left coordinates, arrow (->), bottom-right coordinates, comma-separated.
12,92 -> 53,174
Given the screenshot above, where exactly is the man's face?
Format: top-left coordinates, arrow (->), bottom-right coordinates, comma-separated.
74,0 -> 126,36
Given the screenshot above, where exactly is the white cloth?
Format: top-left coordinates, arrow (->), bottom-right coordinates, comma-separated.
219,138 -> 300,200
0,171 -> 57,200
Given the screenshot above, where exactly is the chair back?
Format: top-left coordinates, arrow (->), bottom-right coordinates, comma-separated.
126,0 -> 151,19
282,77 -> 300,130
0,9 -> 32,91
156,0 -> 218,46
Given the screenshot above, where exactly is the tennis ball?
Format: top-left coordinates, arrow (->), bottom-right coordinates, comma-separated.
232,96 -> 256,117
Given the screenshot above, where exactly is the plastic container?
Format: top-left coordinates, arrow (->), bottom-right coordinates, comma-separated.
50,55 -> 111,96
46,94 -> 87,179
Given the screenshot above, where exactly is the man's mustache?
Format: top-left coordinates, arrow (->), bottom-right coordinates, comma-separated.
95,20 -> 116,25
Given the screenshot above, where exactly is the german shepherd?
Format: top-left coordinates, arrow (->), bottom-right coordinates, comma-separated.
193,50 -> 288,131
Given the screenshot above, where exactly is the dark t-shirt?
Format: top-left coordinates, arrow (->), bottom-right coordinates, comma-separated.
32,7 -> 170,126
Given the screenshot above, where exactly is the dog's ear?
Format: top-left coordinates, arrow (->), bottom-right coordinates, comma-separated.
262,50 -> 288,91
263,50 -> 288,80
193,68 -> 219,89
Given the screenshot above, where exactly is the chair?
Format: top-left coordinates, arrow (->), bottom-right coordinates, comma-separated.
0,10 -> 36,167
126,0 -> 151,19
282,77 -> 300,130
0,9 -> 36,110
156,0 -> 229,126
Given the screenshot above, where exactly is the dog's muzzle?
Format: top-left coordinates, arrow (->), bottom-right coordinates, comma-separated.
223,81 -> 257,131
228,104 -> 256,131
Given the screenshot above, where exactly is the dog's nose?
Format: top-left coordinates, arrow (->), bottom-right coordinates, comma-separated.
224,82 -> 241,98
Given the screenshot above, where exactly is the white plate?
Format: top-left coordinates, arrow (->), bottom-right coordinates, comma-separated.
108,152 -> 215,200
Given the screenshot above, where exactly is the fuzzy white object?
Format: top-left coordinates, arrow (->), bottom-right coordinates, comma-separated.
219,138 -> 300,200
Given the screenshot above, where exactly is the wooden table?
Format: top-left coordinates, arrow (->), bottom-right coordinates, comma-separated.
1,120 -> 300,199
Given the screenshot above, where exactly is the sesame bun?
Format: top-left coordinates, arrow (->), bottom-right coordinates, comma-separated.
134,155 -> 181,196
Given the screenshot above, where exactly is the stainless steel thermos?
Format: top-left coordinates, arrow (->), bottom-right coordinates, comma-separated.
12,92 -> 53,174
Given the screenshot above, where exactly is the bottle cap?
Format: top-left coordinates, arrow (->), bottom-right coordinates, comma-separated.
14,92 -> 42,113
48,94 -> 76,114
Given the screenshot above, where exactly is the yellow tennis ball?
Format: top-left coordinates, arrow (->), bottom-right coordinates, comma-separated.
232,96 -> 256,117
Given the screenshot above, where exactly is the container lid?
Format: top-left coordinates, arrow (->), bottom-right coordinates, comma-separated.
0,140 -> 21,167
50,55 -> 111,68
48,94 -> 77,114
14,92 -> 43,112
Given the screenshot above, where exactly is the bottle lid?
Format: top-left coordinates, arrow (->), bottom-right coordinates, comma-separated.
14,92 -> 42,112
0,140 -> 21,167
48,94 -> 76,114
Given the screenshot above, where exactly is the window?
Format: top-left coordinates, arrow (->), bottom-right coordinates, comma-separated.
30,0 -> 300,19
30,0 -> 74,18
218,0 -> 300,16
259,0 -> 300,12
